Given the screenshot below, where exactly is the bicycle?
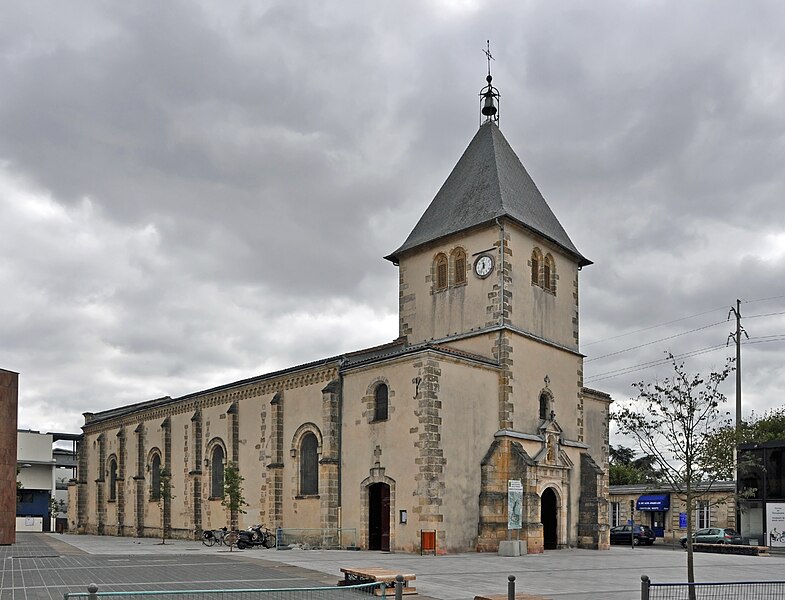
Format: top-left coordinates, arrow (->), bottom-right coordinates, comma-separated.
201,527 -> 238,548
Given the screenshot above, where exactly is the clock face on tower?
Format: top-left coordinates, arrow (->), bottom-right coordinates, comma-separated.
473,254 -> 494,278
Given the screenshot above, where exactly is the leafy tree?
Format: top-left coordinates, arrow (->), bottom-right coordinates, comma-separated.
156,467 -> 173,544
222,461 -> 247,533
703,406 -> 785,480
614,354 -> 734,594
609,445 -> 665,485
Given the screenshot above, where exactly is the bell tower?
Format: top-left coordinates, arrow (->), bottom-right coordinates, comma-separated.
385,63 -> 589,355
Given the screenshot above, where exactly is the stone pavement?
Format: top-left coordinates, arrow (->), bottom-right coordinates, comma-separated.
4,534 -> 785,600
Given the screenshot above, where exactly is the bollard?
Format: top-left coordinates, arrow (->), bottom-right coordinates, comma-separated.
395,574 -> 404,600
87,583 -> 99,600
640,575 -> 650,600
508,574 -> 516,600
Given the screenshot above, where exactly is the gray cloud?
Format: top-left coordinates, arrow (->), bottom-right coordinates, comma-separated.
1,0 -> 784,437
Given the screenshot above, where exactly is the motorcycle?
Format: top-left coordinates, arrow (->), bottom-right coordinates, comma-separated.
236,524 -> 276,549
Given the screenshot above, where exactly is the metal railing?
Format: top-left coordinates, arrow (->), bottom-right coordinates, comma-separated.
64,582 -> 383,600
641,575 -> 785,599
275,528 -> 357,550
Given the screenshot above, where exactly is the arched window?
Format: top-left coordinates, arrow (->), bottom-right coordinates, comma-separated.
435,254 -> 448,290
544,254 -> 555,292
374,384 -> 389,421
211,445 -> 224,498
108,457 -> 118,501
300,433 -> 319,496
150,453 -> 161,500
531,248 -> 542,286
539,393 -> 550,421
452,248 -> 467,285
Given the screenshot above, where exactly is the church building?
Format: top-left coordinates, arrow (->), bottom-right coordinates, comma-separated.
70,73 -> 612,553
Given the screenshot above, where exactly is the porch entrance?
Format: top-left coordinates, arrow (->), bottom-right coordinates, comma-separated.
368,482 -> 390,551
542,488 -> 558,550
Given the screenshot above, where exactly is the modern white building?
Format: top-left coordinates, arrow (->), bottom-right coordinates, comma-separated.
16,430 -> 79,532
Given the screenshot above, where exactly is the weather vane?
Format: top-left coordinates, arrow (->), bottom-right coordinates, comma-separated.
479,40 -> 500,125
483,40 -> 495,77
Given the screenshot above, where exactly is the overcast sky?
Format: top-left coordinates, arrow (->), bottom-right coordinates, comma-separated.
2,1 -> 784,445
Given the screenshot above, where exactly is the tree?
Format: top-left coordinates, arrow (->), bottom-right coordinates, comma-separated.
614,354 -> 734,594
156,467 -> 173,544
609,445 -> 665,485
703,406 -> 785,479
221,461 -> 247,533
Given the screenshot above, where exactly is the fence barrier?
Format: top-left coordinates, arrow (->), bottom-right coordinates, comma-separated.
64,582 -> 383,600
275,528 -> 357,550
641,575 -> 785,599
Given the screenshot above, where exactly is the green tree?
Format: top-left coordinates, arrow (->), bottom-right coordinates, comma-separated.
221,461 -> 247,533
609,445 -> 665,485
614,354 -> 734,595
703,406 -> 785,480
156,467 -> 173,544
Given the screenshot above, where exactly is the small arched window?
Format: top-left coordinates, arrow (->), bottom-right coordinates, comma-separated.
531,248 -> 542,285
300,433 -> 319,496
108,457 -> 118,501
211,445 -> 224,498
452,249 -> 467,285
539,393 -> 550,421
544,254 -> 555,292
374,384 -> 389,421
150,453 -> 161,500
435,254 -> 448,290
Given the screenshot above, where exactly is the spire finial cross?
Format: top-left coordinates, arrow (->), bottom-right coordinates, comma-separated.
483,40 -> 495,77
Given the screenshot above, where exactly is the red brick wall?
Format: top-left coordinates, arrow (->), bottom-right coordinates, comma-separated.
0,369 -> 19,545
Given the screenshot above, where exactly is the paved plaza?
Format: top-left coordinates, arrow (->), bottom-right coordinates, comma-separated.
3,533 -> 785,600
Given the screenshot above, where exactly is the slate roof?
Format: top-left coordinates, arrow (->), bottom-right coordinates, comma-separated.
82,339 -> 497,427
385,122 -> 591,266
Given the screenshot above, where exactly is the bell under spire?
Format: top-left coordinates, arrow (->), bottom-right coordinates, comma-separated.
480,40 -> 500,125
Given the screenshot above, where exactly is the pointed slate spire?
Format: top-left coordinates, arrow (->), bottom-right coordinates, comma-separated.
385,121 -> 591,267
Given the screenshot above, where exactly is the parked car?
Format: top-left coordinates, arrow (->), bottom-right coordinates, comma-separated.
610,524 -> 656,546
680,527 -> 743,548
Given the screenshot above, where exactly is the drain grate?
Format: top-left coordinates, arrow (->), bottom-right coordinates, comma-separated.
11,555 -> 60,559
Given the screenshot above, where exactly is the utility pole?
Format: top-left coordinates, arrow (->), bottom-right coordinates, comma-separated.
727,299 -> 749,535
727,299 -> 749,433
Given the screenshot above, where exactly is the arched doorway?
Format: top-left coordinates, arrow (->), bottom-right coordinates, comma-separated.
541,488 -> 558,550
368,482 -> 390,551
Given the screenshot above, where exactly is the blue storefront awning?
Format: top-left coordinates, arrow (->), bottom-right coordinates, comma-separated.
637,495 -> 670,511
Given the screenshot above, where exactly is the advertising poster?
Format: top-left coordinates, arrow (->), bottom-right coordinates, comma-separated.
507,479 -> 523,530
766,503 -> 785,547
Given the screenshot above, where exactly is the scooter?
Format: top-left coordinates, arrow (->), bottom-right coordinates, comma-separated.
236,524 -> 276,549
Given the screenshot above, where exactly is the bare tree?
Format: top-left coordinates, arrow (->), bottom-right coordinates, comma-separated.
614,353 -> 734,594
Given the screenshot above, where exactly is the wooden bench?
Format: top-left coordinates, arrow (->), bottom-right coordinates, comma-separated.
339,567 -> 417,596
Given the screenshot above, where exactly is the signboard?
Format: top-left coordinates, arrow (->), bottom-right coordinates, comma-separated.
766,503 -> 785,547
679,512 -> 687,529
507,480 -> 523,530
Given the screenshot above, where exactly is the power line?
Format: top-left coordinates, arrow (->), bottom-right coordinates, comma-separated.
582,306 -> 727,348
584,336 -> 785,385
744,294 -> 785,304
584,344 -> 730,384
585,320 -> 726,362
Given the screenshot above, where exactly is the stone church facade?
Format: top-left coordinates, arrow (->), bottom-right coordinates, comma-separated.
70,89 -> 612,553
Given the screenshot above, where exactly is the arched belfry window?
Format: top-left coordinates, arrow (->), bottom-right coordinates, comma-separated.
434,254 -> 448,290
300,433 -> 319,496
544,254 -> 556,293
374,383 -> 389,421
211,445 -> 225,498
531,248 -> 543,286
452,248 -> 467,285
108,457 -> 118,501
539,393 -> 550,421
150,452 -> 161,500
